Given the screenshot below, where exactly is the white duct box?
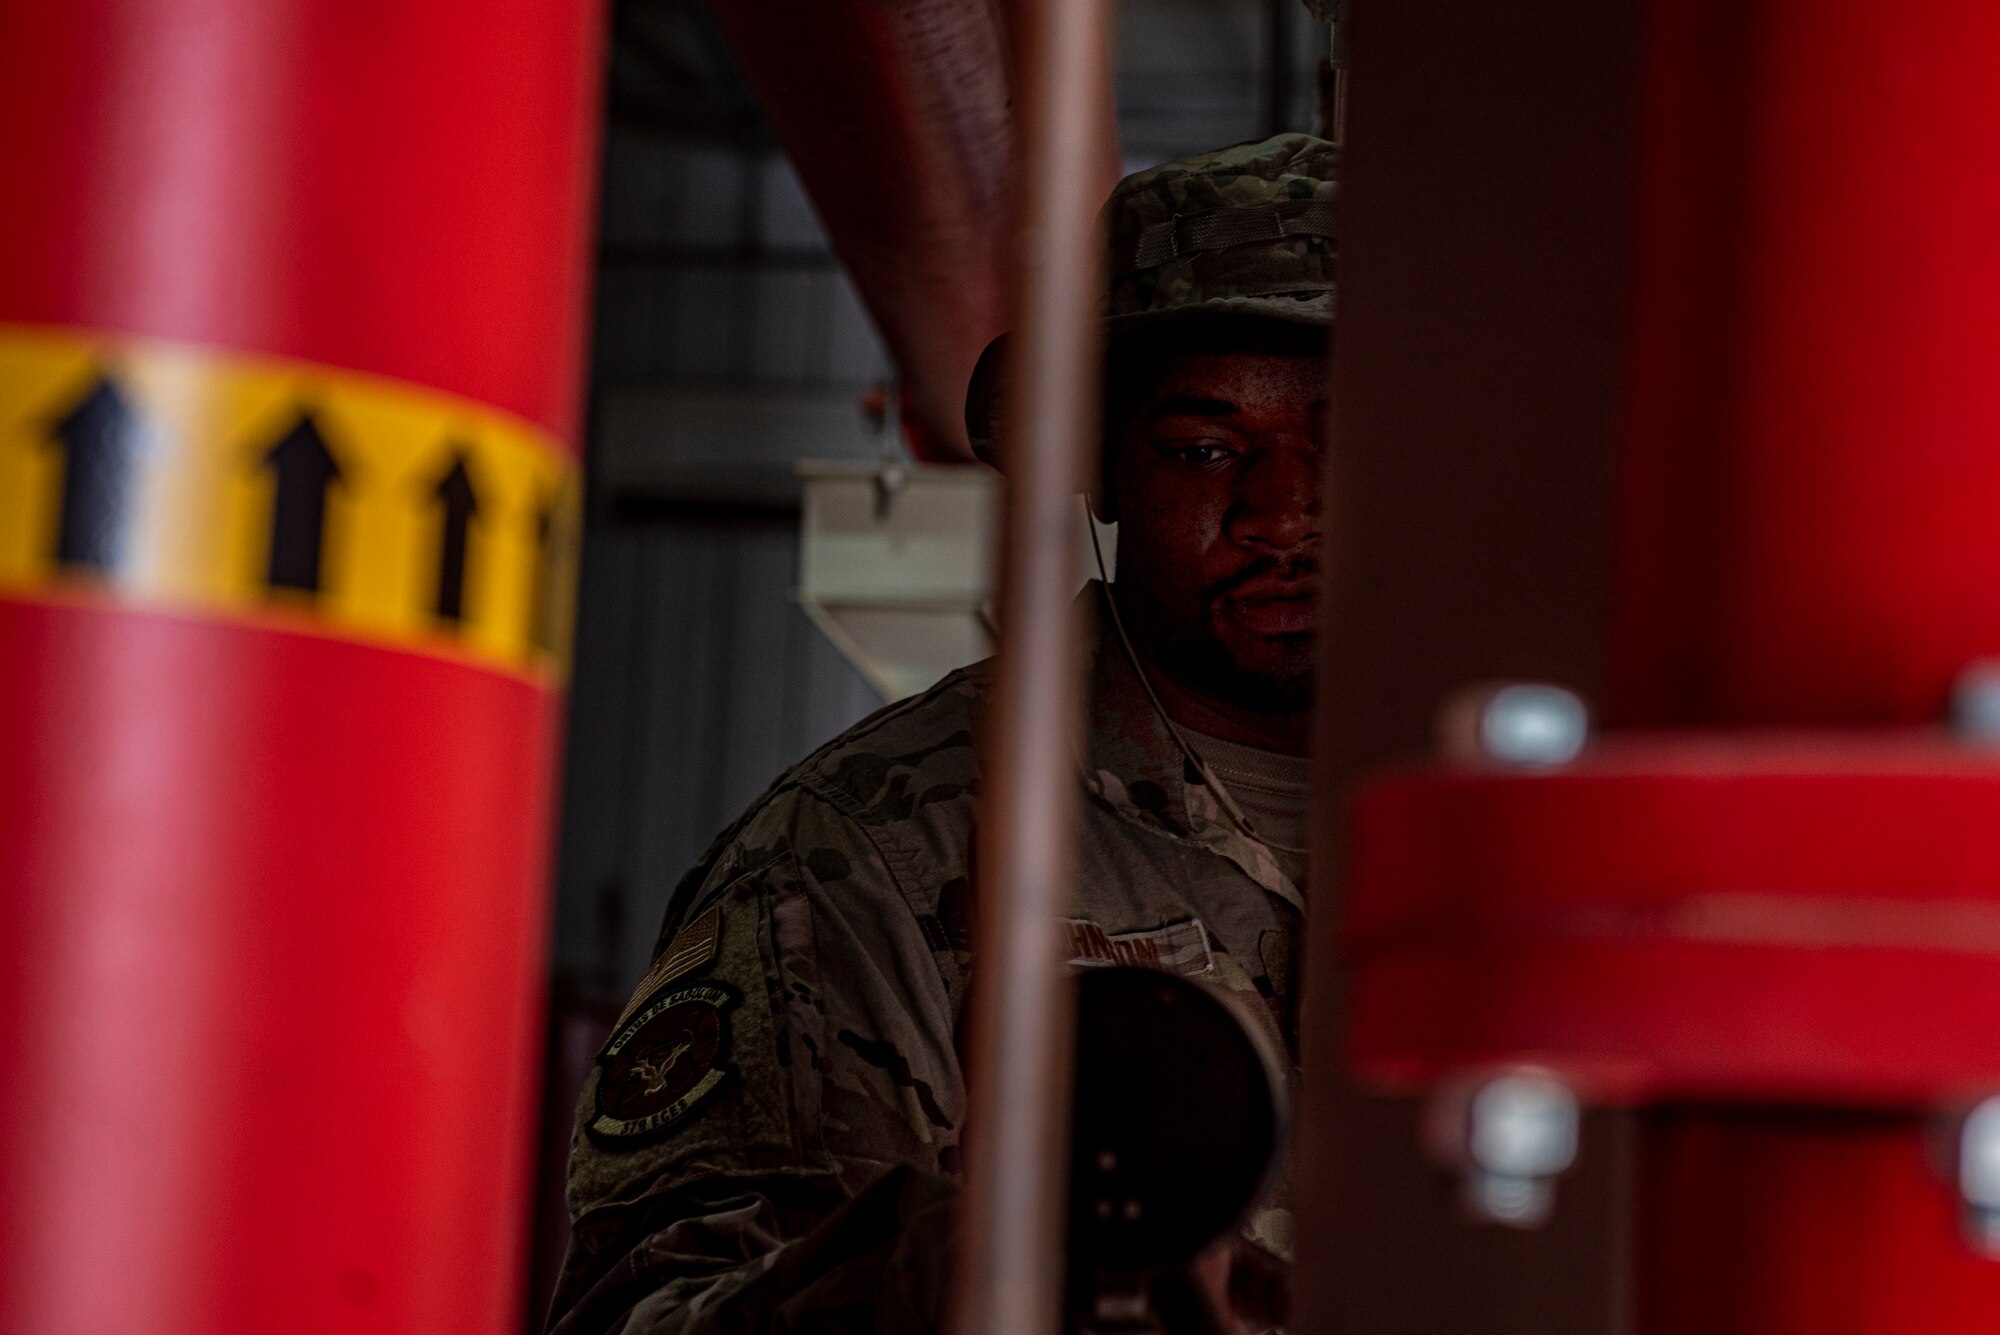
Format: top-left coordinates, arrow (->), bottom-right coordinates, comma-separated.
797,461 -> 1110,700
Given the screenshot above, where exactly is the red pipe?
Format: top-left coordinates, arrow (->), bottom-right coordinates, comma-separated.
1613,0 -> 2000,726
1638,1111 -> 2000,1332
1613,0 -> 2000,1327
0,4 -> 600,1332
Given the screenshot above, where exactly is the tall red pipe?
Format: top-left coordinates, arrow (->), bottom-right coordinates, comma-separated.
0,4 -> 600,1333
1613,0 -> 2000,1327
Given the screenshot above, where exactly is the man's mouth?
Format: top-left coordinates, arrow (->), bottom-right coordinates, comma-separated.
1218,579 -> 1319,636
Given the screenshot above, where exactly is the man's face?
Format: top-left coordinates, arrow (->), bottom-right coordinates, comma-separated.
1104,347 -> 1327,715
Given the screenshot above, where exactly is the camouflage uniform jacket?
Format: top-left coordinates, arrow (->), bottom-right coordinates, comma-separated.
549,586 -> 1305,1333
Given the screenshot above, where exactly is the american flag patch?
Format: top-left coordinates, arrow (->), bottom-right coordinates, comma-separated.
1063,917 -> 1214,977
621,905 -> 722,1022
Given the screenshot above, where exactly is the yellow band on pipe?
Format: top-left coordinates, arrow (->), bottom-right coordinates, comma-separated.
0,324 -> 580,682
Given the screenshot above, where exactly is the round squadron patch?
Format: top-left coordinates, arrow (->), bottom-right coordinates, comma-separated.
588,982 -> 738,1146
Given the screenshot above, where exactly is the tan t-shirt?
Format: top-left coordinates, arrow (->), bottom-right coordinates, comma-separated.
1180,726 -> 1313,889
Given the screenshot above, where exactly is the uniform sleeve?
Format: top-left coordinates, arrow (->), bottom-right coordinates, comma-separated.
546,794 -> 966,1334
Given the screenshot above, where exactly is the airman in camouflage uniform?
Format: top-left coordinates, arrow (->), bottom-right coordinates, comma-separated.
551,132 -> 1336,1334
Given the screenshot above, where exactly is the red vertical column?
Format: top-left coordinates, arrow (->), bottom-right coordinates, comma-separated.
0,4 -> 601,1334
1613,0 -> 2000,1328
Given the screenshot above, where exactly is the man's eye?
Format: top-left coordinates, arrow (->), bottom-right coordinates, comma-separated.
1161,440 -> 1237,467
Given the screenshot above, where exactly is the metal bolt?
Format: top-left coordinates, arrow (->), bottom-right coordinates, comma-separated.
1427,1069 -> 1581,1228
1956,1096 -> 2000,1255
1951,661 -> 2000,743
1438,683 -> 1590,768
872,458 -> 910,521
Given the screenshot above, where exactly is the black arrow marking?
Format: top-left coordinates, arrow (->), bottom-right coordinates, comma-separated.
50,375 -> 147,573
431,448 -> 479,622
263,412 -> 341,594
528,490 -> 555,652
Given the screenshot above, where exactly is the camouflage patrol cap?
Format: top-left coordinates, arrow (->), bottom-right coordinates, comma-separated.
966,132 -> 1338,467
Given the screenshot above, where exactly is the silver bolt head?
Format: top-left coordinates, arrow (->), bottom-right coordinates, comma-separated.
1425,1068 -> 1581,1230
1953,1096 -> 2000,1256
1959,1097 -> 2000,1205
1464,1171 -> 1559,1229
1466,1072 -> 1581,1179
1952,661 -> 2000,742
1438,683 -> 1590,768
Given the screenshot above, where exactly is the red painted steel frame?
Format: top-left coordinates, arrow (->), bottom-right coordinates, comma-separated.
0,4 -> 600,1332
1610,0 -> 2000,1328
1349,743 -> 2000,1108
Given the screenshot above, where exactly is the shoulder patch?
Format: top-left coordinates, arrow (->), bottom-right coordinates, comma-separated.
588,981 -> 740,1146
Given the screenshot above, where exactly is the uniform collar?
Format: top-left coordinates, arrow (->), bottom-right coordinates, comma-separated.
1078,581 -> 1199,835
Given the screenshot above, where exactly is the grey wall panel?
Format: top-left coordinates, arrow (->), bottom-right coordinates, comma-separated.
667,270 -> 745,377
670,144 -> 751,246
549,520 -> 644,995
717,527 -> 811,803
825,273 -> 893,385
757,156 -> 829,252
599,130 -> 677,247
622,524 -> 727,985
552,512 -> 882,1004
748,269 -> 828,382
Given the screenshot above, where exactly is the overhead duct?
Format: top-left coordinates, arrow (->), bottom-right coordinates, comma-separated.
707,0 -> 1120,461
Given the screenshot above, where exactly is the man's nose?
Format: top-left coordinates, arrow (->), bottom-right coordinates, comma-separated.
1225,440 -> 1322,551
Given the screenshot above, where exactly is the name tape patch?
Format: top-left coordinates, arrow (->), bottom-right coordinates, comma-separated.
1064,916 -> 1215,977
